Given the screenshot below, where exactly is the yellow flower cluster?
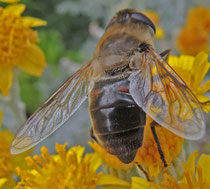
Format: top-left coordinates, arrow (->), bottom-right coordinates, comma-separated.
8,139 -> 208,189
131,151 -> 210,189
15,143 -> 130,189
161,151 -> 210,189
144,10 -> 165,39
177,6 -> 210,56
16,143 -> 102,189
0,135 -> 208,189
0,130 -> 31,189
0,3 -> 47,96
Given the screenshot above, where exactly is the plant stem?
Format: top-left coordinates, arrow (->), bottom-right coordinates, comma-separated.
0,68 -> 26,128
9,68 -> 27,126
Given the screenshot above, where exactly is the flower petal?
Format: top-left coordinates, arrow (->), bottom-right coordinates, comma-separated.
99,187 -> 129,189
0,65 -> 13,96
0,130 -> 32,189
131,177 -> 157,189
197,95 -> 210,113
0,0 -> 19,3
97,175 -> 130,187
197,81 -> 210,95
0,178 -> 7,188
168,55 -> 194,86
201,102 -> 210,113
155,27 -> 165,39
197,154 -> 210,182
4,4 -> 26,16
0,178 -> 16,189
183,151 -> 199,175
148,164 -> 160,178
191,52 -> 210,89
89,153 -> 102,171
22,17 -> 47,27
89,141 -> 133,170
16,44 -> 46,77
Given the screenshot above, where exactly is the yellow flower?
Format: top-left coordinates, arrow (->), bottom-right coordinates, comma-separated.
161,151 -> 210,188
0,0 -> 19,3
16,143 -> 101,189
0,4 -> 47,96
187,6 -> 210,33
97,175 -> 131,189
89,141 -> 134,170
177,25 -> 209,56
15,143 -> 129,189
131,151 -> 210,188
144,10 -> 165,39
0,130 -> 32,189
131,177 -> 158,189
169,52 -> 210,112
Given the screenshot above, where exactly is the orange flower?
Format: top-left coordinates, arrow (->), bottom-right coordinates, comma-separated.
177,25 -> 209,56
134,116 -> 184,178
187,6 -> 210,32
177,6 -> 210,56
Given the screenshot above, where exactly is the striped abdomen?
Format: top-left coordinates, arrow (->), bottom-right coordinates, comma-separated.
89,75 -> 146,163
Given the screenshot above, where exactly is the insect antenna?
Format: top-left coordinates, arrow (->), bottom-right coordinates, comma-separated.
150,121 -> 168,168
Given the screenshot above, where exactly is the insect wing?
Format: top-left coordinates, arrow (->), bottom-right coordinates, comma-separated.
11,63 -> 92,154
129,50 -> 205,140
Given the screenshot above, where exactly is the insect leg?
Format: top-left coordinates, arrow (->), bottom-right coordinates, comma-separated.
135,163 -> 150,181
150,121 -> 168,167
90,127 -> 99,143
159,49 -> 171,61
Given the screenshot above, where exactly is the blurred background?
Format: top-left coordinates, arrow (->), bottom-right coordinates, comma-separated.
1,0 -> 209,155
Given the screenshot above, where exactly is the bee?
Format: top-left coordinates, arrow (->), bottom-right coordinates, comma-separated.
10,9 -> 205,167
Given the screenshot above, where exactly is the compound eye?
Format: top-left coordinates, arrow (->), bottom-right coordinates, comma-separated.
131,12 -> 156,34
105,16 -> 117,30
106,12 -> 130,30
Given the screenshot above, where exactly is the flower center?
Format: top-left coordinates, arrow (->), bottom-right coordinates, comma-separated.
0,12 -> 38,66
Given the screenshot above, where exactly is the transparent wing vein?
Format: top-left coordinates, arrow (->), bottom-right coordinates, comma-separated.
11,63 -> 91,154
129,50 -> 205,140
